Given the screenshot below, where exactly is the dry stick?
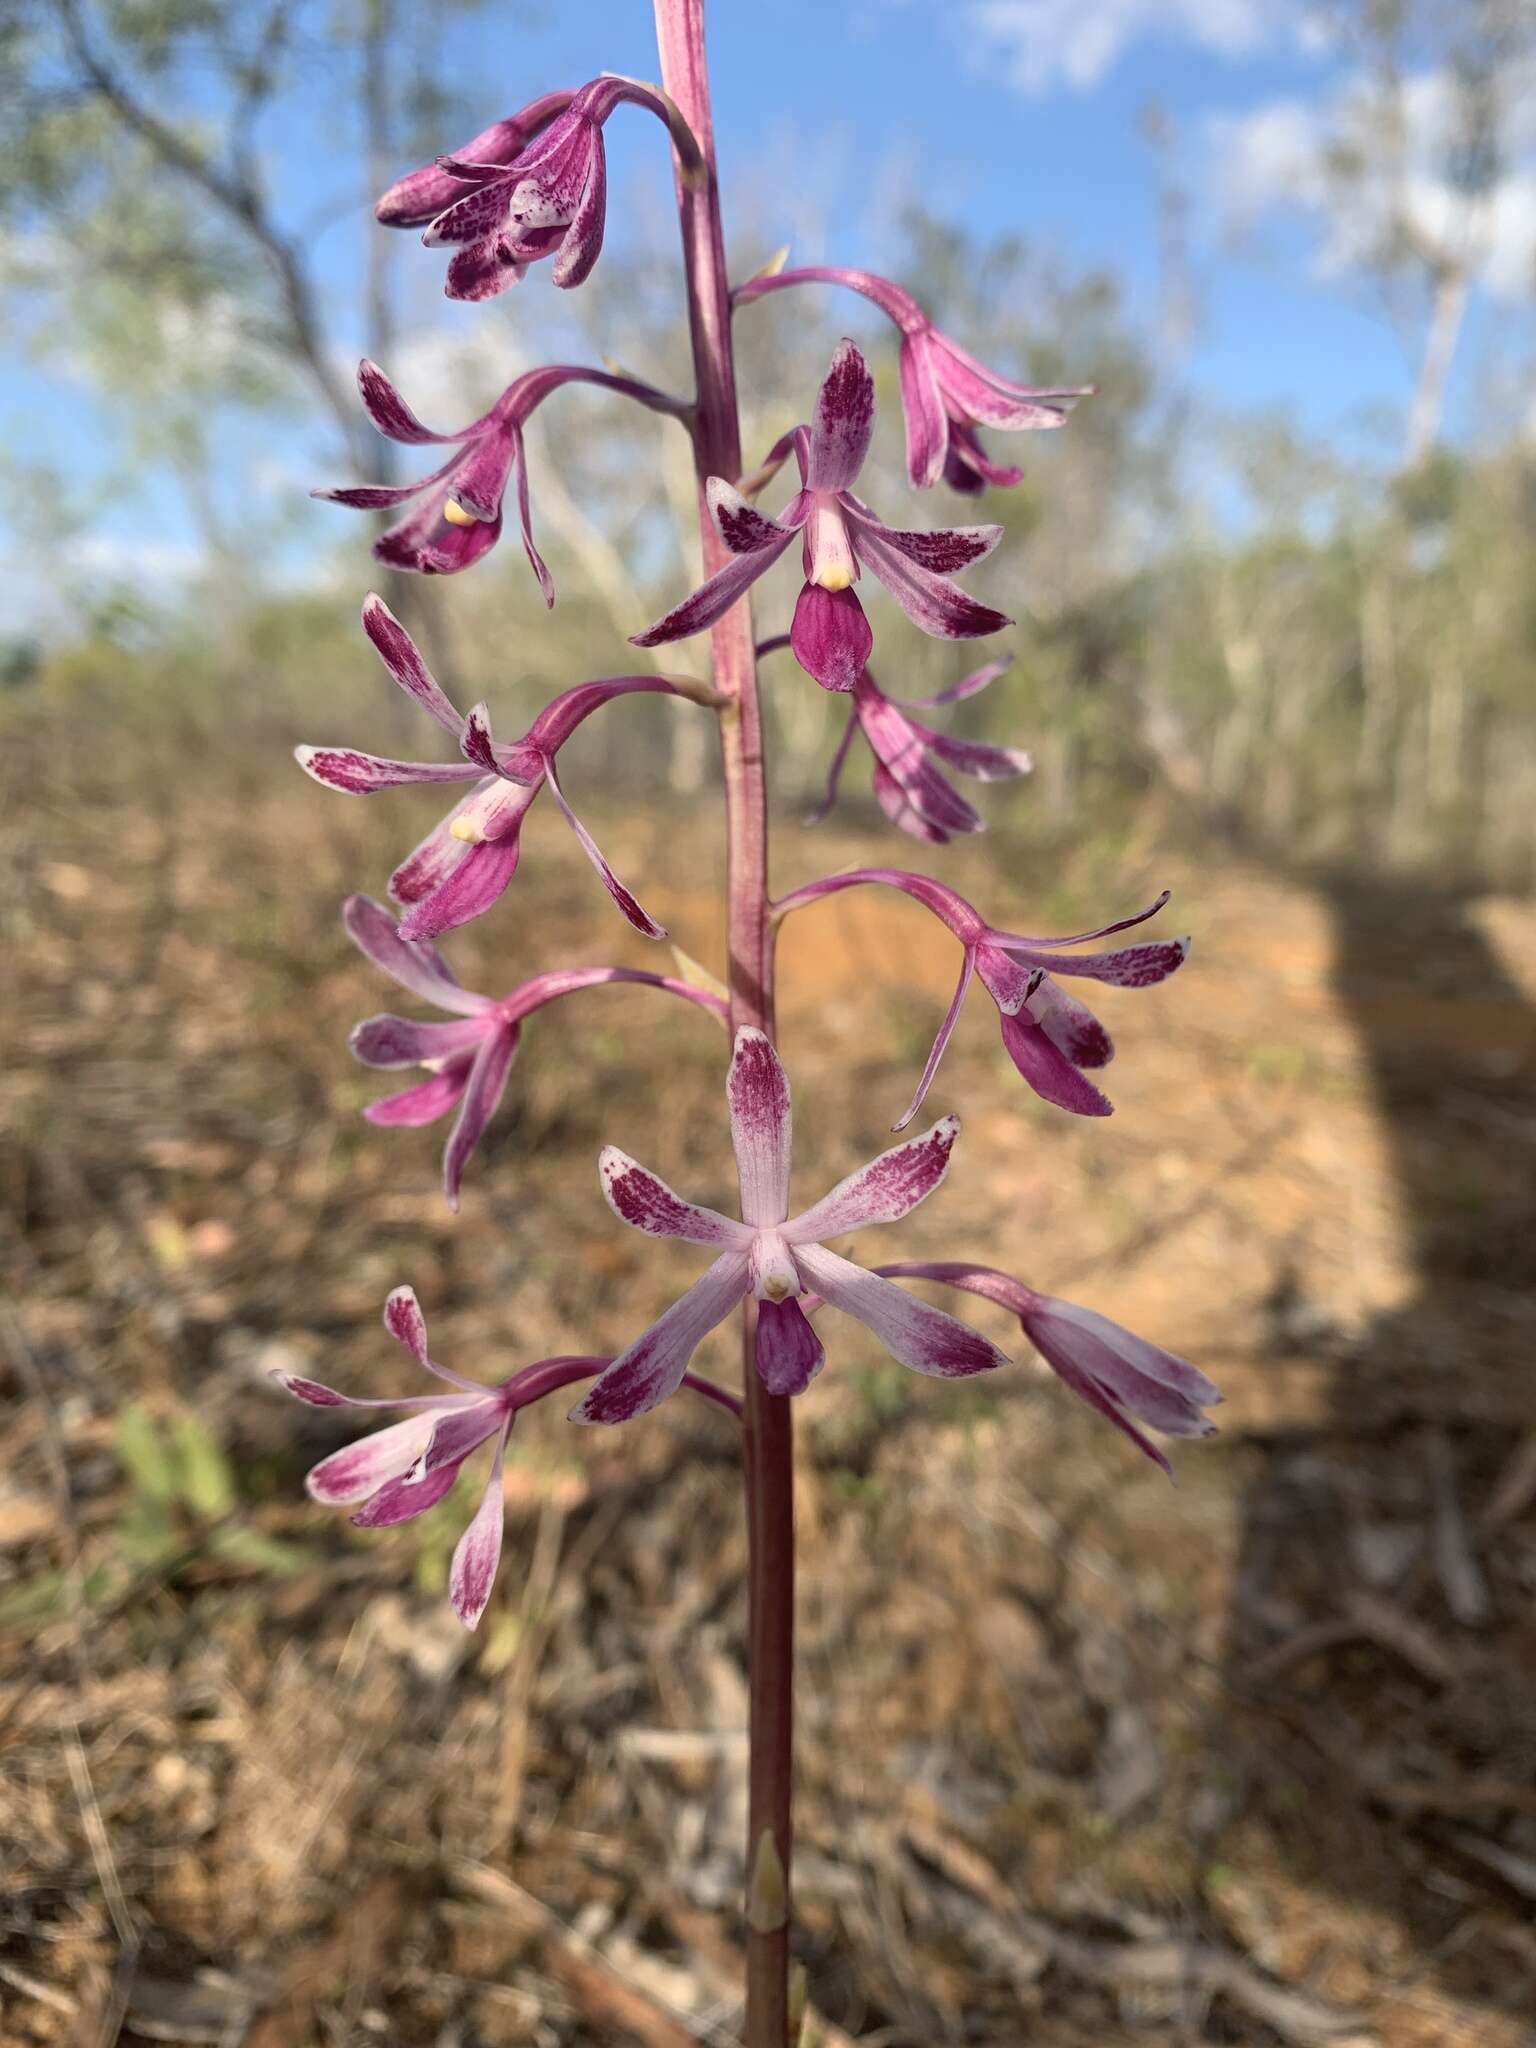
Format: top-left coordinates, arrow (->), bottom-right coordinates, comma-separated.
653,6 -> 794,2041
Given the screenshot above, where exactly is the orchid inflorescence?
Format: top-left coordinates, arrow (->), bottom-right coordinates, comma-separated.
284,11 -> 1210,2031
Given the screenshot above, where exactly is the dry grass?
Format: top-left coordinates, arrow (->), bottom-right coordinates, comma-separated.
3,708 -> 1536,2046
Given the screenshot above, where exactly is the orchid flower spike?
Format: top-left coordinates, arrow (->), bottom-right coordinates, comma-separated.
297,596 -> 694,943
875,1264 -> 1221,1474
634,340 -> 1012,693
277,1286 -> 603,1627
405,76 -> 704,300
775,871 -> 1189,1126
315,360 -> 687,589
731,265 -> 1092,493
775,645 -> 1029,842
571,1027 -> 1008,1425
343,896 -> 728,1209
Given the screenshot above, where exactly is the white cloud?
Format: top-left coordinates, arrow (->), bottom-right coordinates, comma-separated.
1210,63 -> 1536,304
966,0 -> 1301,95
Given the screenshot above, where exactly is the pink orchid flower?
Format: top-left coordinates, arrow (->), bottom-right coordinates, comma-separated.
298,595 -> 696,943
375,90 -> 574,229
570,1027 -> 1008,1425
277,1286 -> 593,1628
776,871 -> 1189,1125
633,339 -> 1011,693
400,76 -> 703,301
343,894 -> 727,1209
769,643 -> 1030,843
279,1288 -> 741,1628
315,359 -> 687,587
875,1263 -> 1221,1474
732,265 -> 1092,494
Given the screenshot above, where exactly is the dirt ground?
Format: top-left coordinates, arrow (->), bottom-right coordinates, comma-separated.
4,711 -> 1536,2047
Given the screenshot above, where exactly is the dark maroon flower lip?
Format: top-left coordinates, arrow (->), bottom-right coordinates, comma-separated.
632,339 -> 1013,690
570,1026 -> 1007,1428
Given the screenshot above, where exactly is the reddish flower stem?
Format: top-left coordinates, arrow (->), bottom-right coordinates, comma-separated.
653,4 -> 794,2039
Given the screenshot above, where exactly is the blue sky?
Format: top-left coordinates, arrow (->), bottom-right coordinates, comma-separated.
5,0 -> 1530,631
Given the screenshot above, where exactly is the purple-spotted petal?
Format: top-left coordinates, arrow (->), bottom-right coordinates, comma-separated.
443,1023 -> 519,1209
727,1027 -> 793,1228
707,476 -> 802,555
920,727 -> 1032,782
445,234 -> 529,302
542,757 -> 665,939
274,1372 -> 448,1411
383,1284 -> 431,1368
365,1057 -> 474,1128
755,1298 -> 825,1396
1030,979 -> 1113,1069
360,595 -> 465,734
306,1411 -> 435,1505
450,1432 -> 509,1627
389,796 -> 477,907
842,508 -> 1002,574
945,422 -> 1026,493
855,528 -> 1012,641
809,340 -> 875,492
792,1244 -> 1007,1379
854,682 -> 984,836
356,359 -> 468,445
570,1253 -> 750,1424
295,746 -> 480,795
933,336 -> 1090,429
599,1147 -> 751,1247
375,99 -> 570,226
350,1458 -> 463,1527
382,1284 -> 483,1392
999,1011 -> 1113,1116
790,581 -> 871,693
999,936 -> 1191,988
551,137 -> 606,287
973,939 -> 1046,1014
350,1013 -> 493,1068
785,1114 -> 960,1243
898,334 -> 949,489
315,467 -> 458,511
343,894 -> 490,1015
459,703 -> 502,775
872,763 -> 948,843
632,533 -> 795,647
424,175 -> 516,247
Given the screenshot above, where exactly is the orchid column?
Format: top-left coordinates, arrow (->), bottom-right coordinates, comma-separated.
288,4 -> 1213,2042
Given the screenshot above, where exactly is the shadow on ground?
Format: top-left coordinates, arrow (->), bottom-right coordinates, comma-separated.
1221,869 -> 1536,2037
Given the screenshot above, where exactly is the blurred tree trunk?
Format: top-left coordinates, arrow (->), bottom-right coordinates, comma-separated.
1406,265 -> 1470,469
